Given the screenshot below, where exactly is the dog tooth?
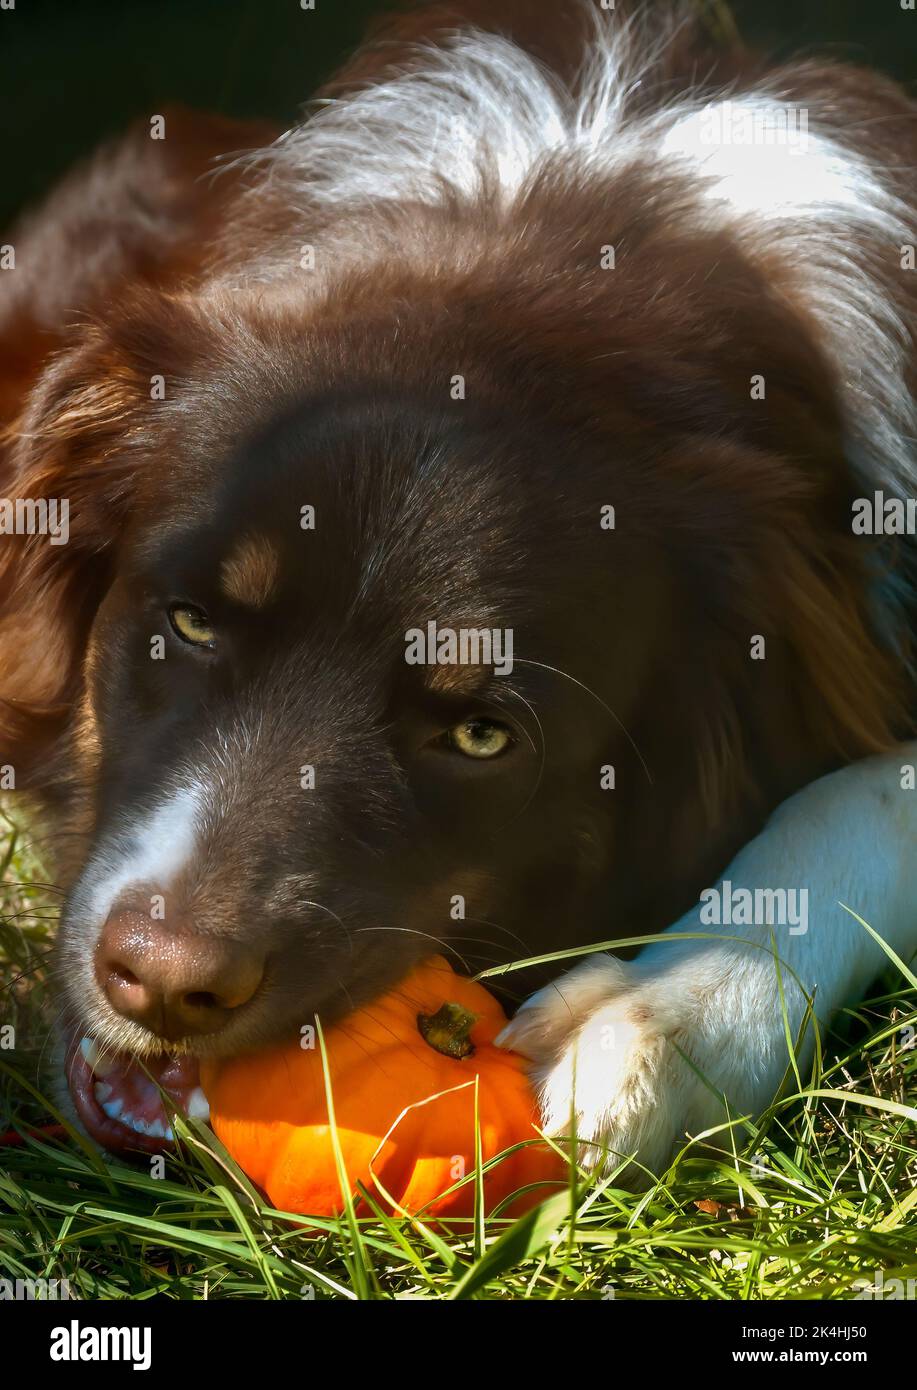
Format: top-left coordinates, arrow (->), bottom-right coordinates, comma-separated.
101,1097 -> 124,1120
164,1124 -> 175,1141
79,1036 -> 118,1079
186,1086 -> 210,1121
147,1118 -> 166,1139
93,1082 -> 114,1103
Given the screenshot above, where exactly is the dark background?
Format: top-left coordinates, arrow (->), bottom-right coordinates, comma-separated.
0,0 -> 914,229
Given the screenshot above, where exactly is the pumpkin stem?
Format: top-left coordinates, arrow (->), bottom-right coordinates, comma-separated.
417,1002 -> 478,1059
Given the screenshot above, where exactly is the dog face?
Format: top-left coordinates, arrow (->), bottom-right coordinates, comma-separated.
33,298 -> 690,1144
3,172 -> 906,1151
63,378 -> 661,1050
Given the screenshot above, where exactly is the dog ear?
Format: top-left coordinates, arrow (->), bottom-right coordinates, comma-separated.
0,322 -> 150,781
0,106 -> 277,415
0,107 -> 276,787
0,286 -> 209,785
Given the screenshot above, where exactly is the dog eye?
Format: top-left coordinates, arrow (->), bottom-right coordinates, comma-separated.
168,604 -> 216,648
447,718 -> 513,759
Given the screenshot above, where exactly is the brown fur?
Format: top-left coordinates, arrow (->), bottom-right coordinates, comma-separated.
0,2 -> 915,1065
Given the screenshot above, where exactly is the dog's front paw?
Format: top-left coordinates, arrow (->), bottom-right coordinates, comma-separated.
498,954 -> 707,1178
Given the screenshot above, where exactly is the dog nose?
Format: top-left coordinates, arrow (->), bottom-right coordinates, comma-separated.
94,909 -> 263,1040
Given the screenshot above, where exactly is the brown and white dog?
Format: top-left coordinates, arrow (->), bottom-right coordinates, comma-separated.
1,1 -> 915,1174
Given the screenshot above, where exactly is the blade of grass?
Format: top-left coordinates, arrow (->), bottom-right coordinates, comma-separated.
315,1014 -> 375,1299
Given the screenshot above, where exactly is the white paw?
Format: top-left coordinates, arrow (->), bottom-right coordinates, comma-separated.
498,955 -> 712,1179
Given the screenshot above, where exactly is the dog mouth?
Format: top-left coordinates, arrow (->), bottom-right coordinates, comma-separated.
65,1031 -> 210,1154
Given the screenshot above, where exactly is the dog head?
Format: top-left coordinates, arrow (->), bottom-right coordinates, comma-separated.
1,173 -> 906,1148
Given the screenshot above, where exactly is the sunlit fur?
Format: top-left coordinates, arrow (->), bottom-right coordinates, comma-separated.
1,2 -> 916,1163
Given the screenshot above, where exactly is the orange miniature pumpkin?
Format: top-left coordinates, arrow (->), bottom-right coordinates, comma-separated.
200,956 -> 565,1219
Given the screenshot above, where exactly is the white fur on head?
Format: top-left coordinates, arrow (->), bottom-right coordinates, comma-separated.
234,6 -> 915,511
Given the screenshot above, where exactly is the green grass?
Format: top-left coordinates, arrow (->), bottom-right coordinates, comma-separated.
1,804 -> 915,1301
